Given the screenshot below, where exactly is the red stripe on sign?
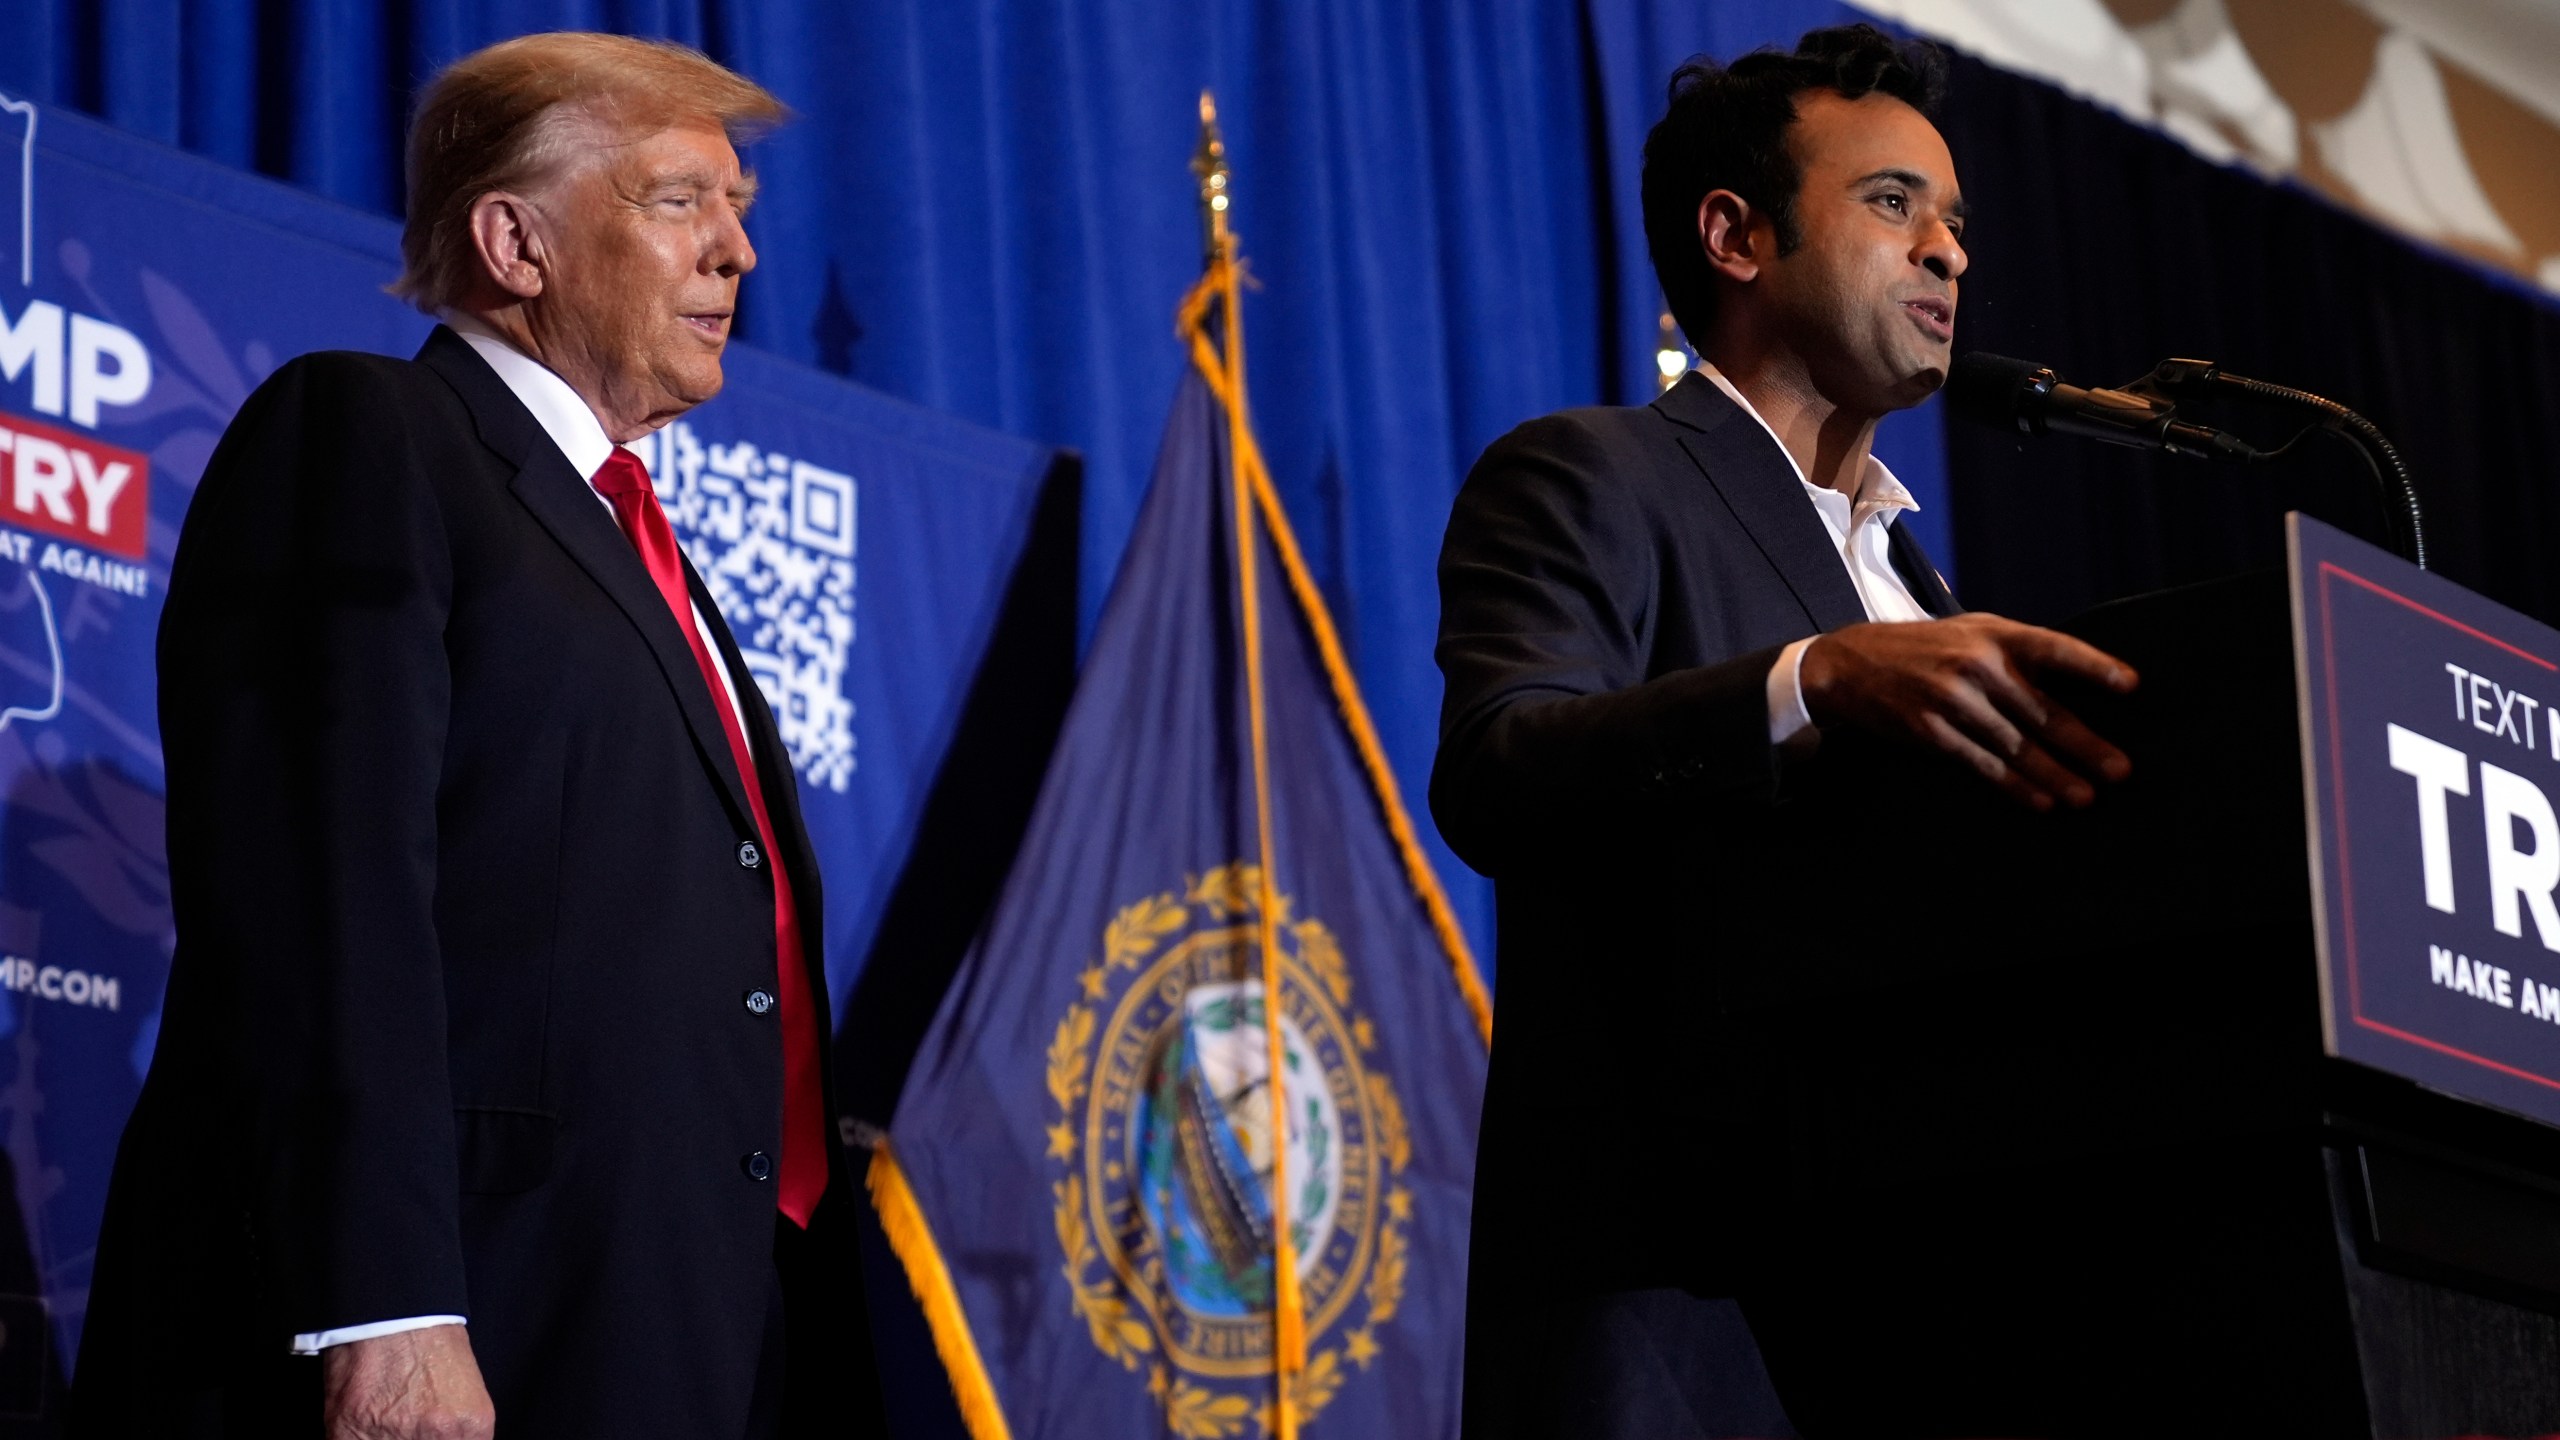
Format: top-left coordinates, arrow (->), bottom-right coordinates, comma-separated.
2321,561 -> 2558,670
2323,559 -> 2560,1094
0,410 -> 150,560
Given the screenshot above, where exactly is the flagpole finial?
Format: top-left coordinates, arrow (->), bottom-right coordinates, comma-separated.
1191,89 -> 1232,265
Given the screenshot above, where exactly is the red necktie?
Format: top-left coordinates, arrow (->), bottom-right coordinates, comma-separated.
592,447 -> 828,1227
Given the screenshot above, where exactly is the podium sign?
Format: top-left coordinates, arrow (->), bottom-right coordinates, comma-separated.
2294,513 -> 2560,1129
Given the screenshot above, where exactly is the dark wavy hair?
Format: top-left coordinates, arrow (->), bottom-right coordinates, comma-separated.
1641,24 -> 1947,349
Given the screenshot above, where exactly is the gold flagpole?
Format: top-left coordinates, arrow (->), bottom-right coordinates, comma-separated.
1191,90 -> 1307,1440
1193,90 -> 1233,267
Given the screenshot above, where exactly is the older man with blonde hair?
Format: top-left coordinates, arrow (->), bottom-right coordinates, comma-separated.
73,33 -> 882,1440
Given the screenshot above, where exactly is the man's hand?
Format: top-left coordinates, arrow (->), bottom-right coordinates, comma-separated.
1798,614 -> 2138,810
322,1323 -> 494,1440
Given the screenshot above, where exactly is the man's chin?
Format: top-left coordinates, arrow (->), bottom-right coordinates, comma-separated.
667,362 -> 726,410
1890,347 -> 1952,404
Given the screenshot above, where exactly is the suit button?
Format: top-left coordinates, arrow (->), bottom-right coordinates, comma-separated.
738,841 -> 762,869
745,989 -> 775,1016
742,1151 -> 772,1181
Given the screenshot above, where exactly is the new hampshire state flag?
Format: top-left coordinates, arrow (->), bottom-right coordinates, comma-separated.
869,248 -> 1490,1440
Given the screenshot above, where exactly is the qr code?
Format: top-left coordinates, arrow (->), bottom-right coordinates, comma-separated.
637,419 -> 858,792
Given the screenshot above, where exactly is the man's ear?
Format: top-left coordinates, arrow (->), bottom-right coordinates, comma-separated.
1696,189 -> 1763,284
466,191 -> 548,301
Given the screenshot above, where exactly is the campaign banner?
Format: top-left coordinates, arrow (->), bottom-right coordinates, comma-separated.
0,91 -> 1064,1387
2293,513 -> 2560,1131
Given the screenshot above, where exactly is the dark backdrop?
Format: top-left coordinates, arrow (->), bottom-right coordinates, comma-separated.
1936,50 -> 2560,629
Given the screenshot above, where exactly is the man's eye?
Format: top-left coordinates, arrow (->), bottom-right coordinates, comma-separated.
1873,192 -> 1908,214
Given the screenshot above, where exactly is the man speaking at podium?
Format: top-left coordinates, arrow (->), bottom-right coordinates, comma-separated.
1435,25 -> 2142,1438
73,34 -> 881,1440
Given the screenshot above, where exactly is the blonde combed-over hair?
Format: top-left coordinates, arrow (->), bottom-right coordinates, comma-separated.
392,32 -> 784,314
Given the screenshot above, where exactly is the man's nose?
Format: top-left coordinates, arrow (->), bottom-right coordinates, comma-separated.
1918,219 -> 1967,284
709,208 -> 757,278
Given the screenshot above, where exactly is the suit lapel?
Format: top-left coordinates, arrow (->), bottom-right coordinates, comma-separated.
1654,373 -> 1867,633
1886,520 -> 1962,617
416,327 -> 757,831
684,562 -> 819,888
687,562 -> 833,1039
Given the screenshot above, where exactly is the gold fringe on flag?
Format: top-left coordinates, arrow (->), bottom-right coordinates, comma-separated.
866,1143 -> 1015,1440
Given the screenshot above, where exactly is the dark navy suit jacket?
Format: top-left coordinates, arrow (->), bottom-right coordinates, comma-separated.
74,329 -> 868,1438
1432,373 -> 1957,1440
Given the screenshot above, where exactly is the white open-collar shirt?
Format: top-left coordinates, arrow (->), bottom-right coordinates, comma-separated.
1690,362 -> 1931,745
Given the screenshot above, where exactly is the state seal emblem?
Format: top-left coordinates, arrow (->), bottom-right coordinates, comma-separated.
1047,863 -> 1414,1435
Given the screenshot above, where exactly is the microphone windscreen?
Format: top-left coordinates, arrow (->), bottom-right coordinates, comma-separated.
1942,351 -> 2045,428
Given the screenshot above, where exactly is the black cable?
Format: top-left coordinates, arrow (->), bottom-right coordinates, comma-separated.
2217,373 -> 2424,569
2140,361 -> 2428,570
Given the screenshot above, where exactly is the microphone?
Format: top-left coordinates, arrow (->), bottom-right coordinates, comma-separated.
1943,352 -> 2256,461
1945,352 -> 2427,568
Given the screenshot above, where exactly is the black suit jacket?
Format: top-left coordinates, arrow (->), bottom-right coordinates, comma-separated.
73,328 -> 855,1437
1432,373 -> 1956,1439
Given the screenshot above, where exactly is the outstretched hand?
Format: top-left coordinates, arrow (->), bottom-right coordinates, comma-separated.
322,1323 -> 494,1440
1798,614 -> 2138,810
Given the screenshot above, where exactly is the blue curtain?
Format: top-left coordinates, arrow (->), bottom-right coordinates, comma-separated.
0,0 -> 1953,970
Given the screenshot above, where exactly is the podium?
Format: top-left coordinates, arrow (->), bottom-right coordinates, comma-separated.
1721,516 -> 2560,1437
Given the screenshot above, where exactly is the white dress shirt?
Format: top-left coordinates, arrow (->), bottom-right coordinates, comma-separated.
289,318 -> 754,1357
1688,363 -> 1931,745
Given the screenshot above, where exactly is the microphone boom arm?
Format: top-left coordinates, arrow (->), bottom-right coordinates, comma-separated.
2139,359 -> 2427,570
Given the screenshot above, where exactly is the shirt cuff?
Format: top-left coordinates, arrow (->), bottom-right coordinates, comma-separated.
1767,637 -> 1819,747
290,1314 -> 467,1355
